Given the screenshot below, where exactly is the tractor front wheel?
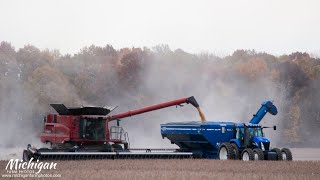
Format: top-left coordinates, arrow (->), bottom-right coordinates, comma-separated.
281,148 -> 292,161
271,148 -> 283,160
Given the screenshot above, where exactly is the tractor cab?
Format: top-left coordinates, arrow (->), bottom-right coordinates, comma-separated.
232,124 -> 271,151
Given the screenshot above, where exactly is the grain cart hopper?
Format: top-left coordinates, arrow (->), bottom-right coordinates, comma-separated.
161,101 -> 293,161
23,96 -> 204,161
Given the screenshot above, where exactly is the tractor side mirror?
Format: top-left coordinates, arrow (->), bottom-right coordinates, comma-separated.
273,126 -> 277,130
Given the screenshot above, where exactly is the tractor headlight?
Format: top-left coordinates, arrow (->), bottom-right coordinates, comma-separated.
261,142 -> 265,151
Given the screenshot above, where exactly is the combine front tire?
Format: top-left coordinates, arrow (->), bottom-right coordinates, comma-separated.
241,148 -> 254,161
218,142 -> 235,160
281,148 -> 292,161
253,148 -> 264,160
271,148 -> 283,160
23,150 -> 31,161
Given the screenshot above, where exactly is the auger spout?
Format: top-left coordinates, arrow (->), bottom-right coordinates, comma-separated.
249,101 -> 278,124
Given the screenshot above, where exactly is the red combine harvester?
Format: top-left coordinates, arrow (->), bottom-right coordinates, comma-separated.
23,96 -> 201,161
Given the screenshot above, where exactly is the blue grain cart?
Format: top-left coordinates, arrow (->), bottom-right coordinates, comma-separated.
161,101 -> 292,160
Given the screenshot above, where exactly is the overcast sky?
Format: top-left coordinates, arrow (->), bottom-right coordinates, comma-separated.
0,0 -> 319,56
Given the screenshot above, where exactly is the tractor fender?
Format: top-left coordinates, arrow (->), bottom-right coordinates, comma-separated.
229,139 -> 241,148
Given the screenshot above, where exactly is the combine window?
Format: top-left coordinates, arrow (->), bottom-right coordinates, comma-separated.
79,118 -> 106,140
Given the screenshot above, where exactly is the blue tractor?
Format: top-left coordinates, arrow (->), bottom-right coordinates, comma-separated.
161,101 -> 293,160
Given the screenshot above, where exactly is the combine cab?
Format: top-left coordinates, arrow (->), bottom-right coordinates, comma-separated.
40,104 -> 128,151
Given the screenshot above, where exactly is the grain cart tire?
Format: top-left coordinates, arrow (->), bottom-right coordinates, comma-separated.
253,148 -> 264,160
241,148 -> 254,161
218,142 -> 235,160
271,148 -> 283,160
281,148 -> 292,161
231,143 -> 240,160
23,150 -> 31,161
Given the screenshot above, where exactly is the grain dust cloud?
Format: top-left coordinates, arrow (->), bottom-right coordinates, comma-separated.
1,42 -> 320,159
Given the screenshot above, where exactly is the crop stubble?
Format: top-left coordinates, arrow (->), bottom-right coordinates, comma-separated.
1,159 -> 320,180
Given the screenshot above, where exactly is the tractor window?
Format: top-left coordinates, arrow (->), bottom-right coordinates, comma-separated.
236,128 -> 244,141
248,128 -> 263,138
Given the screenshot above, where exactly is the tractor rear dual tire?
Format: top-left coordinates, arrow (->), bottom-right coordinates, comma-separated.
218,142 -> 236,160
241,148 -> 255,161
253,148 -> 264,160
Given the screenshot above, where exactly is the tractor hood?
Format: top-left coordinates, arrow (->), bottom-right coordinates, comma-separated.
253,136 -> 270,144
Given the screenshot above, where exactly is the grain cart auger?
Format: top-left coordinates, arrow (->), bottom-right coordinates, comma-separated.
23,96 -> 204,161
161,100 -> 293,161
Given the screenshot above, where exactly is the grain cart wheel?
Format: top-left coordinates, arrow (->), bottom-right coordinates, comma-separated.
271,148 -> 283,160
231,143 -> 240,160
281,148 -> 292,161
253,148 -> 264,160
218,142 -> 235,160
23,150 -> 31,161
241,148 -> 254,161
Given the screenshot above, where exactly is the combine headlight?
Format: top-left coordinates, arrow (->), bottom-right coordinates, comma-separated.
261,142 -> 265,151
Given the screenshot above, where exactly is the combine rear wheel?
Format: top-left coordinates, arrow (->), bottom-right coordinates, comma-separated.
218,142 -> 235,160
281,148 -> 292,161
253,148 -> 264,160
271,148 -> 283,160
112,144 -> 123,151
241,148 -> 254,161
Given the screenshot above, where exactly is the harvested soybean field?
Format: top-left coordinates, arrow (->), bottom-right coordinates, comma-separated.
1,160 -> 320,180
1,149 -> 320,179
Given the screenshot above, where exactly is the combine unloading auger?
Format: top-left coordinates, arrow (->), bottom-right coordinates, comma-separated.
23,96 -> 204,161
